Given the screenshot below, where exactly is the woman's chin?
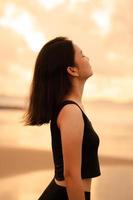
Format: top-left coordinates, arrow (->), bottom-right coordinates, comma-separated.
89,70 -> 93,77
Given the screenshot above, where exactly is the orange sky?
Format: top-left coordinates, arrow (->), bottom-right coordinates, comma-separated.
0,0 -> 133,103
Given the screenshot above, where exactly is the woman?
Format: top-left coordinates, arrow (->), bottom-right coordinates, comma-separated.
23,36 -> 101,200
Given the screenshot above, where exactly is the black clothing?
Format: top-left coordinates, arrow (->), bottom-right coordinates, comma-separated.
50,100 -> 101,181
38,177 -> 90,200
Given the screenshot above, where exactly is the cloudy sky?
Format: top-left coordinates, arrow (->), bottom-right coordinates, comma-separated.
0,0 -> 133,103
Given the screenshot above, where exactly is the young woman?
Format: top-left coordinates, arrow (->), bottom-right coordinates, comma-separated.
23,36 -> 101,200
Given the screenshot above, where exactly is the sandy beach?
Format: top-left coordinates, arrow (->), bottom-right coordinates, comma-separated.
0,100 -> 133,200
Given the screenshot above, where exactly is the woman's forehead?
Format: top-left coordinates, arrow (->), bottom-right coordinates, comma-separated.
73,43 -> 81,54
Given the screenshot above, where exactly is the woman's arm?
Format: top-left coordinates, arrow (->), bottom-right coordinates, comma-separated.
57,104 -> 85,200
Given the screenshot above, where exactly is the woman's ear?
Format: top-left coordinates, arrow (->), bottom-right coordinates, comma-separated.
66,66 -> 79,77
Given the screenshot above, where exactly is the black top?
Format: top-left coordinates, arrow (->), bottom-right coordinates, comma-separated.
50,100 -> 101,180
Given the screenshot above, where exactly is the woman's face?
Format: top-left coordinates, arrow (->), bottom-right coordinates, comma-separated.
73,43 -> 93,80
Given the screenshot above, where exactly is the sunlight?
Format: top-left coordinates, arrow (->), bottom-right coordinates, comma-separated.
39,0 -> 88,10
90,0 -> 115,35
84,75 -> 133,103
67,0 -> 88,10
69,0 -> 88,4
91,10 -> 111,34
0,1 -> 132,103
0,3 -> 45,52
106,52 -> 118,61
39,0 -> 64,9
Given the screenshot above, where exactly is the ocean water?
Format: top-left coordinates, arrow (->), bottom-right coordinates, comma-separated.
0,100 -> 133,200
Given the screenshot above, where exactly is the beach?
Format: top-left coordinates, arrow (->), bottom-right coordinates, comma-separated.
0,99 -> 133,200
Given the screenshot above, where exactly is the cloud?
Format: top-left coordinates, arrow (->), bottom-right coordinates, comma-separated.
0,3 -> 46,52
0,27 -> 35,96
0,27 -> 34,68
0,0 -> 132,101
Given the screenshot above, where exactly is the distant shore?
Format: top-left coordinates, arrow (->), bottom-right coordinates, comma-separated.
0,95 -> 133,110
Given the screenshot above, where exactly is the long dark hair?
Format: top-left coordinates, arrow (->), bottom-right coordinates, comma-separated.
23,36 -> 75,126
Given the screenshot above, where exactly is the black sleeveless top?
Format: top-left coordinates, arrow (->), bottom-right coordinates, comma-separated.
50,100 -> 101,180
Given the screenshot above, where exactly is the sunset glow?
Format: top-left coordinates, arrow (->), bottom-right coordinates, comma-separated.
39,0 -> 64,9
0,0 -> 132,103
91,10 -> 111,34
0,3 -> 45,52
0,2 -> 133,199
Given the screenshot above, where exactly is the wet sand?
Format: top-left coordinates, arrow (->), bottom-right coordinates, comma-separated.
0,146 -> 133,179
0,145 -> 133,200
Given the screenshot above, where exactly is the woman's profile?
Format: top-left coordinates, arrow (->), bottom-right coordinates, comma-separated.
23,36 -> 101,200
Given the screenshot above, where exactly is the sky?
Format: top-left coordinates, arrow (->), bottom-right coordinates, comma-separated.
0,0 -> 133,103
